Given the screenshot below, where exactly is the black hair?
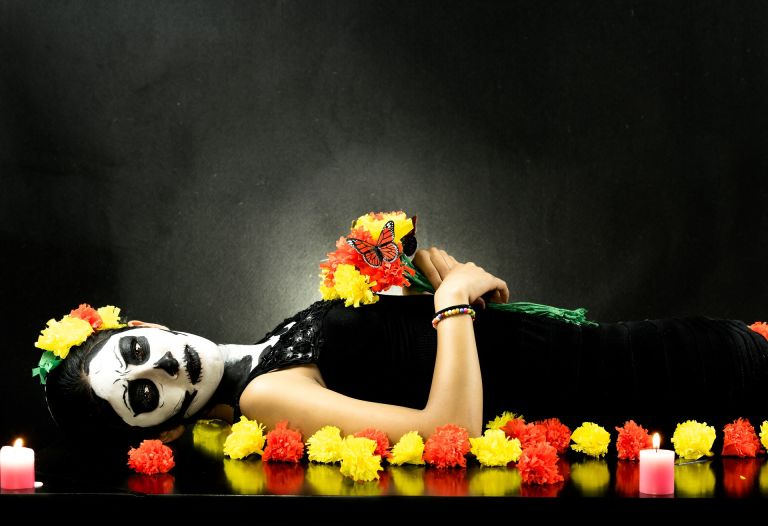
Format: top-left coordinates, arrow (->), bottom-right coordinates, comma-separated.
44,327 -> 191,445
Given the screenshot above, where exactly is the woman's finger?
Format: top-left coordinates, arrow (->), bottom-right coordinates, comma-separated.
429,247 -> 452,281
415,250 -> 443,289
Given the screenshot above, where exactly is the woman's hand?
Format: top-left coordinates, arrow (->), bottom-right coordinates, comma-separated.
413,248 -> 509,310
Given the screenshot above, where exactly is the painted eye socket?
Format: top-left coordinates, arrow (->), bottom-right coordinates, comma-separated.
128,379 -> 159,415
121,336 -> 150,366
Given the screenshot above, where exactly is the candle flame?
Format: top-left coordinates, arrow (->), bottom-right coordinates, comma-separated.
652,433 -> 660,449
13,438 -> 23,448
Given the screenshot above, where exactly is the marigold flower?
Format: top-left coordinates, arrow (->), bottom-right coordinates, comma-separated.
501,418 -> 546,449
534,418 -> 572,454
389,431 -> 425,465
722,418 -> 762,457
223,416 -> 266,460
570,422 -> 611,458
70,304 -> 102,329
127,439 -> 175,475
327,264 -> 378,307
97,305 -> 126,329
354,428 -> 392,460
35,315 -> 94,359
306,425 -> 344,463
486,411 -> 522,431
339,436 -> 382,482
615,420 -> 652,460
469,429 -> 522,466
262,421 -> 305,463
517,442 -> 563,485
423,424 -> 471,468
671,420 -> 716,460
353,211 -> 413,244
749,321 -> 768,341
760,421 -> 768,451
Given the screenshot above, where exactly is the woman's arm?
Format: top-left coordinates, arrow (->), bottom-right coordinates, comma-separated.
239,251 -> 509,440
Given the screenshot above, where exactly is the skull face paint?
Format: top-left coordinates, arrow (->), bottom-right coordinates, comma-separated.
88,328 -> 224,427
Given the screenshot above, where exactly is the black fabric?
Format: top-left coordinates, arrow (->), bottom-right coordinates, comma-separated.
238,295 -> 768,431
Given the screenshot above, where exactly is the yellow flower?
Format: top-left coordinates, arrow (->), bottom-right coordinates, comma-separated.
389,431 -> 425,466
339,436 -> 381,482
223,416 -> 266,460
469,430 -> 522,466
353,211 -> 413,244
331,264 -> 378,307
760,421 -> 768,451
486,411 -> 523,431
35,315 -> 94,359
97,305 -> 126,330
306,425 -> 344,463
570,422 -> 611,458
671,420 -> 715,460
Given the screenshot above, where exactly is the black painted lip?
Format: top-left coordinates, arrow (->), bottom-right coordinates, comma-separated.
184,344 -> 201,385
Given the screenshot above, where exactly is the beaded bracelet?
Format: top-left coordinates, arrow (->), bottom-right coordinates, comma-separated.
432,304 -> 476,329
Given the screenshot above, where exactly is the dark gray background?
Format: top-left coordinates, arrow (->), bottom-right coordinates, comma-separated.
2,1 -> 767,447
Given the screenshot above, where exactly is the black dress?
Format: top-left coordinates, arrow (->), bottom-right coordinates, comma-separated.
245,294 -> 768,433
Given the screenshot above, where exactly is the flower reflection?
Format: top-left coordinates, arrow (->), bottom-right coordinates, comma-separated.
305,462 -> 387,496
389,466 -> 426,496
468,467 -> 521,496
675,461 -> 715,497
127,473 -> 175,494
520,481 -> 564,497
722,458 -> 759,498
759,460 -> 768,495
424,468 -> 468,496
264,462 -> 305,494
223,458 -> 266,494
615,461 -> 639,497
570,460 -> 610,497
192,419 -> 232,460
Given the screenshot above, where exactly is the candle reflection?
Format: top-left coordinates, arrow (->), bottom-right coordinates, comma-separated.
424,468 -> 468,496
722,458 -> 759,498
615,461 -> 639,497
389,466 -> 426,496
468,467 -> 521,496
570,460 -> 610,497
675,461 -> 715,497
223,458 -> 266,494
127,473 -> 176,495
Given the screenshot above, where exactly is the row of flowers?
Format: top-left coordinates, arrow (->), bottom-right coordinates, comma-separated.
128,413 -> 768,484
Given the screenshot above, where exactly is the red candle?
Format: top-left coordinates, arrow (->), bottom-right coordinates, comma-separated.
639,433 -> 674,495
0,439 -> 35,490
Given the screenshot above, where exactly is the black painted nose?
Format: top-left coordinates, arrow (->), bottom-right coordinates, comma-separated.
154,351 -> 179,376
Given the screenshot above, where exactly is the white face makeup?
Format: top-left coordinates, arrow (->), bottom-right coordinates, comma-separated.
88,328 -> 224,428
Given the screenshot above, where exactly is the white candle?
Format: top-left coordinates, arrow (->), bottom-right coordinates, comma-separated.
639,433 -> 674,495
0,438 -> 35,490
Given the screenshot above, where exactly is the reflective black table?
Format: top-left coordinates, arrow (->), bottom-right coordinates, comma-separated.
3,421 -> 767,515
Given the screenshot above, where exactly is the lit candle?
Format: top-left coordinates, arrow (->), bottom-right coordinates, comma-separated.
639,433 -> 674,495
0,438 -> 35,490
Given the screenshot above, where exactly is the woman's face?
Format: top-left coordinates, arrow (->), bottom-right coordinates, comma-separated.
87,328 -> 224,428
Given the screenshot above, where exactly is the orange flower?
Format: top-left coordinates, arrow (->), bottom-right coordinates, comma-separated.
615,420 -> 652,460
722,418 -> 763,457
423,424 -> 470,468
127,440 -> 175,475
262,421 -> 305,463
517,442 -> 563,485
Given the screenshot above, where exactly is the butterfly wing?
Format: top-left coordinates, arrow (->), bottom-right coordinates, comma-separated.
346,238 -> 383,267
375,220 -> 399,263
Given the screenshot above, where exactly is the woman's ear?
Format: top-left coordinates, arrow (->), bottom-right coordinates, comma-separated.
158,424 -> 185,443
127,320 -> 170,330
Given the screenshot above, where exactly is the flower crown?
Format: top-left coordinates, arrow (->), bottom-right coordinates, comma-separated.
33,304 -> 126,384
319,211 -> 419,307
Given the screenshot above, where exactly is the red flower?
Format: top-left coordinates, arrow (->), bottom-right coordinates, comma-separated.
749,321 -> 768,341
722,418 -> 763,457
423,424 -> 471,468
534,418 -> 572,454
127,440 -> 175,475
501,418 -> 546,449
262,421 -> 305,463
615,420 -> 652,460
517,442 -> 563,485
354,428 -> 392,460
70,304 -> 103,329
